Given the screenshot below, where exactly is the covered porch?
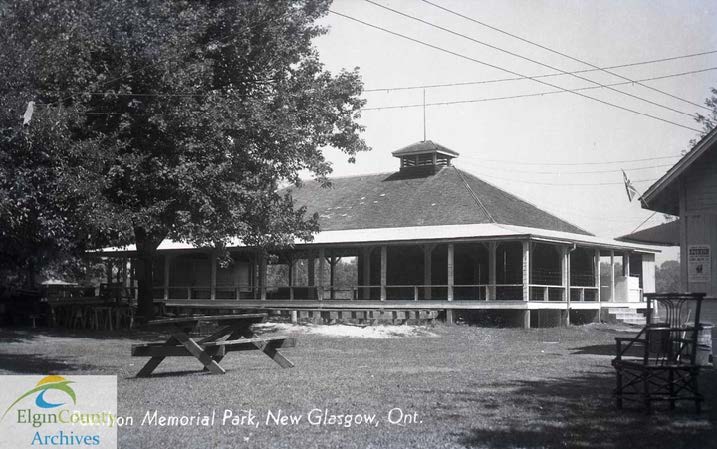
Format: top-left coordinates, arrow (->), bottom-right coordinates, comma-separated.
144,238 -> 653,307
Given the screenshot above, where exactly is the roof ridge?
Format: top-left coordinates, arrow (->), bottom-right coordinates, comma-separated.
294,171 -> 395,184
454,166 -> 595,236
451,166 -> 497,223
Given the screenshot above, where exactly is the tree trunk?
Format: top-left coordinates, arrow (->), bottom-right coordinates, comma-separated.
134,227 -> 162,323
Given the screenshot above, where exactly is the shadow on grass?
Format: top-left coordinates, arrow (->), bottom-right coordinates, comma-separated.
570,344 -> 644,357
125,369 -> 214,380
459,369 -> 717,449
0,353 -> 95,374
0,327 -> 166,343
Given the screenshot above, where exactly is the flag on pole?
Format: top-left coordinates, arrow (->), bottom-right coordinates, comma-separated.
622,169 -> 640,202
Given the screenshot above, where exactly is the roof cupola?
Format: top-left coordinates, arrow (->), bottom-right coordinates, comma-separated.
392,140 -> 459,176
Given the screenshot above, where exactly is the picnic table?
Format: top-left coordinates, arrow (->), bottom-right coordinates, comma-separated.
131,313 -> 296,377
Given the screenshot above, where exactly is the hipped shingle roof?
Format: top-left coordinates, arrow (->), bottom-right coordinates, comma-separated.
285,166 -> 592,236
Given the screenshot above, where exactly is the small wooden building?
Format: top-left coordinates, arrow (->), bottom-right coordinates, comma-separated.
620,127 -> 717,321
104,141 -> 658,327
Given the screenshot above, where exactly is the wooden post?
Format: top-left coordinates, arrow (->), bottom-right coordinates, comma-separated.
488,242 -> 497,300
380,246 -> 387,301
259,253 -> 267,301
595,248 -> 601,302
522,240 -> 531,301
561,246 -> 568,302
329,255 -> 336,301
130,258 -> 137,300
318,248 -> 325,301
288,257 -> 295,300
210,253 -> 217,300
308,256 -> 315,299
610,250 -> 615,303
679,177 -> 688,292
362,247 -> 372,300
522,310 -> 531,329
106,259 -> 113,284
163,254 -> 171,301
233,256 -> 241,300
423,244 -> 433,300
566,247 -> 572,326
447,243 -> 454,301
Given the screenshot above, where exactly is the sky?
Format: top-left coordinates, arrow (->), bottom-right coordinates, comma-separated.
309,0 -> 717,263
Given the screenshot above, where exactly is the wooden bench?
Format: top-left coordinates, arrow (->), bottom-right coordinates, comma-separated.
131,314 -> 296,377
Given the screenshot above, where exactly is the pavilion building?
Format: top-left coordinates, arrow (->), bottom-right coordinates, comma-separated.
103,141 -> 659,327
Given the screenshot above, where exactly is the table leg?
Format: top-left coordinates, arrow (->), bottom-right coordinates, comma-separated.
136,336 -> 178,377
171,331 -> 226,375
235,324 -> 294,369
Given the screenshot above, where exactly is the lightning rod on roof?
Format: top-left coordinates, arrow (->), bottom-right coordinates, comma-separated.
422,88 -> 426,141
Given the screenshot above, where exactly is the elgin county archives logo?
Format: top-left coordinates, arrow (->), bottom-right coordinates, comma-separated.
2,375 -> 77,415
0,375 -> 117,448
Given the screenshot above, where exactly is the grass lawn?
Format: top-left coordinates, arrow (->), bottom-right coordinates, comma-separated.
1,322 -> 715,449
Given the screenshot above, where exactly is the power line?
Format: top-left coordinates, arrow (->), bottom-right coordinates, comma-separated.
328,10 -> 702,132
420,0 -> 711,112
467,170 -> 657,186
459,159 -> 674,175
362,67 -> 717,111
628,211 -> 659,235
363,0 -> 694,118
365,61 -> 717,92
460,154 -> 680,166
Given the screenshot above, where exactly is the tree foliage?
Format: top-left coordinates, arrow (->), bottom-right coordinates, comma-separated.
0,0 -> 368,316
655,260 -> 681,293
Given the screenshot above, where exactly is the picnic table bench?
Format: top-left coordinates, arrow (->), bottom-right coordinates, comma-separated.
131,313 -> 295,377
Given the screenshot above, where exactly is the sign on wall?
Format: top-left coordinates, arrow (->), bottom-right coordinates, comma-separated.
687,244 -> 711,283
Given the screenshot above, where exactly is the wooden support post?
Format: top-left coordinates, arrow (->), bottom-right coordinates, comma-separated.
595,248 -> 601,302
130,258 -> 137,300
610,250 -> 615,303
362,247 -> 372,300
447,243 -> 454,301
423,244 -> 433,300
106,259 -> 113,284
329,255 -> 336,301
259,254 -> 267,301
380,246 -> 387,301
318,248 -> 325,301
445,309 -> 454,325
488,242 -> 497,300
522,310 -> 531,329
561,246 -> 568,302
679,177 -> 688,292
210,253 -> 217,300
522,240 -> 531,301
163,254 -> 171,301
233,257 -> 241,300
308,256 -> 315,299
288,258 -> 295,300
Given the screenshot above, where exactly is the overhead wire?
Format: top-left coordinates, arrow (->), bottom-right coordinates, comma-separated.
458,159 -> 674,175
361,67 -> 717,111
365,60 -> 717,92
362,0 -> 695,118
419,0 -> 711,112
328,10 -> 702,132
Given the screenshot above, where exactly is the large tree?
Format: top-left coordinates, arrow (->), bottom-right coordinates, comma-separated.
0,0 -> 368,319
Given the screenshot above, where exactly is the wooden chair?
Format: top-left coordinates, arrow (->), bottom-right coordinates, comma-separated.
612,292 -> 706,412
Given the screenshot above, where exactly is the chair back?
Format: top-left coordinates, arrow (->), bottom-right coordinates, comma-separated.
644,293 -> 706,366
